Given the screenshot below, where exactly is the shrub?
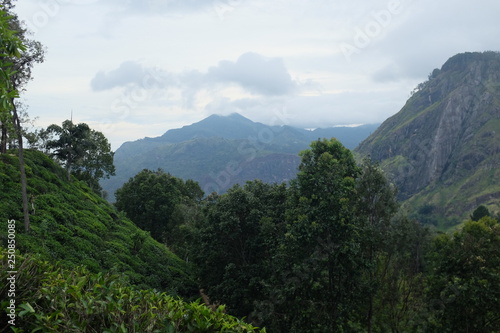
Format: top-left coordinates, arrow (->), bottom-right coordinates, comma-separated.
0,250 -> 266,333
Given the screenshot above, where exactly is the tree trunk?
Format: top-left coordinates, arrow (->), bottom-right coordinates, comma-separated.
12,103 -> 30,232
1,122 -> 7,154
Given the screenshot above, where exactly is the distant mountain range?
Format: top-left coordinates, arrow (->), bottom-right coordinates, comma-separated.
103,51 -> 500,226
356,51 -> 500,224
101,114 -> 379,200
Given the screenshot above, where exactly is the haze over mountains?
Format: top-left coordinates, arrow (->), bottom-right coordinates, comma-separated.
101,115 -> 379,200
102,51 -> 500,225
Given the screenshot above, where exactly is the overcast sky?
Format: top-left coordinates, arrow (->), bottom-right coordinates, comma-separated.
14,0 -> 500,149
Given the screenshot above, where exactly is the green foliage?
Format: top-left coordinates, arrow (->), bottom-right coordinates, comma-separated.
115,169 -> 203,249
426,217 -> 500,332
193,181 -> 288,320
0,9 -> 24,108
279,138 -> 363,331
3,136 -> 499,332
0,8 -> 25,146
470,204 -> 491,221
42,120 -> 115,192
190,139 -> 434,332
0,150 -> 195,295
0,251 -> 266,332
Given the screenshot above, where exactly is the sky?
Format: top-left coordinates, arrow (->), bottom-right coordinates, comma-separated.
13,0 -> 500,150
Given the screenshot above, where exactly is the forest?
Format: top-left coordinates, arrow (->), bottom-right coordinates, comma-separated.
113,138 -> 500,332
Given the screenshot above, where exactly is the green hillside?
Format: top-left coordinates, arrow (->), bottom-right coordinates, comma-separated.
0,149 -> 266,332
356,52 -> 500,225
0,149 -> 195,295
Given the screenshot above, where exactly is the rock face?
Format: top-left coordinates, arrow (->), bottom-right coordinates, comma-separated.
356,52 -> 500,218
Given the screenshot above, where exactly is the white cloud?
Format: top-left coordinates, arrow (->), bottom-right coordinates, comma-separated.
91,61 -> 152,91
13,0 -> 500,150
207,52 -> 297,95
90,53 -> 298,99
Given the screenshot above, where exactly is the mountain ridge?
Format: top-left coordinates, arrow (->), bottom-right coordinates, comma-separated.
356,51 -> 500,223
101,114 -> 379,199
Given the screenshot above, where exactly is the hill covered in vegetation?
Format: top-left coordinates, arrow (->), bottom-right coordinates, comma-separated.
101,113 -> 378,200
0,149 -> 265,332
356,51 -> 500,226
0,149 -> 194,293
2,140 -> 500,332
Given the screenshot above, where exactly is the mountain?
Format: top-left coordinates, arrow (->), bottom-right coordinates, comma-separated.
356,51 -> 500,224
101,114 -> 378,200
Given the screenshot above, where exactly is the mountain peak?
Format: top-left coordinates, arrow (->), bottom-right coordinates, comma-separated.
159,113 -> 266,143
356,51 -> 500,221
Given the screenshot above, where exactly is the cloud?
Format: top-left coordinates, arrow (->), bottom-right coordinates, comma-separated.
111,0 -> 215,15
91,53 -> 297,98
90,61 -> 173,91
91,61 -> 148,91
208,52 -> 297,96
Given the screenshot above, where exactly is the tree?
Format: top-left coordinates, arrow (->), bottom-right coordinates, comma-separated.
355,157 -> 399,332
426,217 -> 500,332
371,213 -> 429,332
0,1 -> 45,232
0,8 -> 24,148
0,8 -> 30,231
192,181 -> 288,321
43,120 -> 115,192
470,205 -> 490,221
275,138 -> 365,331
0,1 -> 44,153
115,169 -> 203,245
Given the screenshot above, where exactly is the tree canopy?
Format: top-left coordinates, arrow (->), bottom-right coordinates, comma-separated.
43,120 -> 115,192
115,169 -> 203,247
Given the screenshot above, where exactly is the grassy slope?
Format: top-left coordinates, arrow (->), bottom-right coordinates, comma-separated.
0,150 -> 196,296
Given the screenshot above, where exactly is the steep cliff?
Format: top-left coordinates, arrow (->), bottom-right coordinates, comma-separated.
356,51 -> 500,221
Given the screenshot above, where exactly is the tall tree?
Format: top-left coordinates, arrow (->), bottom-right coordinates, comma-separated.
0,8 -> 29,231
355,157 -> 399,332
277,138 -> 364,331
43,120 -> 115,192
0,0 -> 45,232
192,181 -> 288,321
0,0 -> 44,152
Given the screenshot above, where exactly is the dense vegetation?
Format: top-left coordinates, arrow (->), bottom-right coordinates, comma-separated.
0,150 -> 195,294
0,149 -> 269,332
0,252 -> 265,332
114,138 -> 500,332
1,131 -> 499,332
102,113 -> 379,200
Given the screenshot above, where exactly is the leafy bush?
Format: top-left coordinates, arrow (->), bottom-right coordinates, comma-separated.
0,251 -> 266,332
